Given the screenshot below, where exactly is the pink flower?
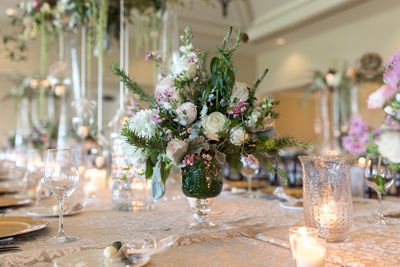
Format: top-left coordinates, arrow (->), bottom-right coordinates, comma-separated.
383,48 -> 400,89
367,84 -> 397,109
342,133 -> 368,154
145,51 -> 153,61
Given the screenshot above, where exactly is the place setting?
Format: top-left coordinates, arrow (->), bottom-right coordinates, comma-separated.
1,0 -> 400,266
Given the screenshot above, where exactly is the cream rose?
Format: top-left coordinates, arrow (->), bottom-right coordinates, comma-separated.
377,131 -> 400,163
231,82 -> 249,101
176,102 -> 197,126
230,126 -> 248,146
166,139 -> 188,165
201,112 -> 227,141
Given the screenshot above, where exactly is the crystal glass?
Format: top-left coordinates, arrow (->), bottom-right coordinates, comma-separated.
182,157 -> 223,229
240,156 -> 259,199
44,149 -> 79,243
364,156 -> 395,225
299,155 -> 354,242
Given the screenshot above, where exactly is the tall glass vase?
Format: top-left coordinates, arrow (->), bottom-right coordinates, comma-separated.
155,1 -> 179,83
182,157 -> 224,229
111,139 -> 154,211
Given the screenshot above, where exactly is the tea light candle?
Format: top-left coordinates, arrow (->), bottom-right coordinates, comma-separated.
293,241 -> 326,267
84,182 -> 96,197
289,227 -> 326,267
85,168 -> 107,190
318,203 -> 338,229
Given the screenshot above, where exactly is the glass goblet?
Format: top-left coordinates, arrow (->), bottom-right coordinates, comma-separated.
44,149 -> 80,243
240,155 -> 260,199
364,156 -> 395,225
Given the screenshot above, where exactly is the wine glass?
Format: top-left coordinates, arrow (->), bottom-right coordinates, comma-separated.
240,155 -> 260,198
44,149 -> 80,243
364,156 -> 395,225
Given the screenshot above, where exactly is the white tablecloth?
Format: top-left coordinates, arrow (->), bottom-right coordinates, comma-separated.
1,186 -> 400,267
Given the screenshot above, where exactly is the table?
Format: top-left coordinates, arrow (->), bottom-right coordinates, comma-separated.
2,187 -> 400,267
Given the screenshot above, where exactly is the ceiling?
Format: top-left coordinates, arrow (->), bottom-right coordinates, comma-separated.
177,0 -> 368,50
0,0 -> 369,54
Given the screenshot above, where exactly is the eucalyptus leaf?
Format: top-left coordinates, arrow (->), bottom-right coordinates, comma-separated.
151,156 -> 165,200
186,136 -> 209,155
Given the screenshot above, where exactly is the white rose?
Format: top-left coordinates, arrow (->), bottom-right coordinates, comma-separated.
172,55 -> 197,81
231,82 -> 249,101
230,126 -> 248,146
166,139 -> 188,165
377,131 -> 400,163
176,102 -> 197,126
201,112 -> 227,141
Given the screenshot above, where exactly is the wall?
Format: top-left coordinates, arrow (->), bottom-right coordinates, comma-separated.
254,0 -> 400,141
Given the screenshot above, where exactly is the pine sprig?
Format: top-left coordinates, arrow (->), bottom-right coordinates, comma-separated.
257,136 -> 311,155
251,68 -> 269,94
112,63 -> 155,105
121,126 -> 163,153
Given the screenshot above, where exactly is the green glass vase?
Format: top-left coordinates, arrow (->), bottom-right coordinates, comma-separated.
181,158 -> 223,229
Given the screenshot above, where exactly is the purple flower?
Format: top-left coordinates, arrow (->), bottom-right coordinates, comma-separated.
348,116 -> 368,136
145,51 -> 153,61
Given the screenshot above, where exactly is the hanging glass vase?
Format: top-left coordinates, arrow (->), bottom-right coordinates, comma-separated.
154,1 -> 179,83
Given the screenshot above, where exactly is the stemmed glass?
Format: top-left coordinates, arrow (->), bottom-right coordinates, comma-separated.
364,156 -> 395,225
240,155 -> 260,198
44,149 -> 80,243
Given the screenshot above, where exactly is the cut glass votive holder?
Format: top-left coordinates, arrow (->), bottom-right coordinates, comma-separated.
298,155 -> 354,242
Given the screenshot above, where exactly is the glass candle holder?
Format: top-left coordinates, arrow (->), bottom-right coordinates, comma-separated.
298,155 -> 354,242
289,227 -> 319,259
291,237 -> 326,267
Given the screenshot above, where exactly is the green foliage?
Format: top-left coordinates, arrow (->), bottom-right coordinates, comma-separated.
121,126 -> 163,154
112,63 -> 155,105
257,136 -> 310,155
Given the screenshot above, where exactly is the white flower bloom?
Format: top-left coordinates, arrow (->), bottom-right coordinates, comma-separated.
127,109 -> 157,138
247,110 -> 261,128
166,139 -> 188,165
123,110 -> 157,166
179,44 -> 194,54
172,54 -> 198,81
377,131 -> 400,163
176,102 -> 197,126
384,106 -> 395,115
231,82 -> 249,101
201,112 -> 227,141
40,3 -> 51,13
230,126 -> 248,145
122,142 -> 148,166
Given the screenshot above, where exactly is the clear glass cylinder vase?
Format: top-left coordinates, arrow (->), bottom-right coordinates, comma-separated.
299,155 -> 354,242
111,138 -> 154,211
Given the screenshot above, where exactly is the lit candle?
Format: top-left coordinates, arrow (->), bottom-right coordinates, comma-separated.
317,202 -> 338,229
84,182 -> 96,197
289,227 -> 326,267
85,168 -> 107,190
293,241 -> 326,267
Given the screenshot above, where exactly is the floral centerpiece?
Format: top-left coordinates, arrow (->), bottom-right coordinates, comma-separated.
113,27 -> 307,226
343,48 -> 400,194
